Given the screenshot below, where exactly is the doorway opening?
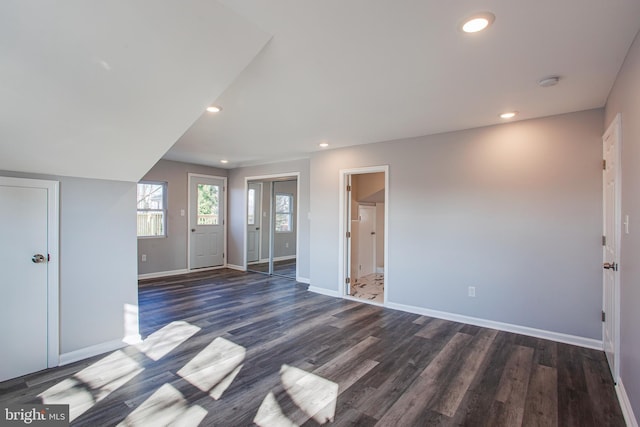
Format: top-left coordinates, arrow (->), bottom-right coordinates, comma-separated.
245,173 -> 299,280
340,166 -> 388,304
187,173 -> 227,271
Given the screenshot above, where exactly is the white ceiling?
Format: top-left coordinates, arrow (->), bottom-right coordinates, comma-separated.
164,0 -> 640,169
2,2 -> 639,180
0,1 -> 269,181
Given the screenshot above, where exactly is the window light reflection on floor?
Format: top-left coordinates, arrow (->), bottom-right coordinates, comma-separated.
177,336 -> 246,400
254,364 -> 338,426
116,383 -> 207,426
136,321 -> 201,361
39,350 -> 143,422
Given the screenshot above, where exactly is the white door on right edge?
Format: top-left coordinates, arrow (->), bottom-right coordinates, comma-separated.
602,116 -> 620,381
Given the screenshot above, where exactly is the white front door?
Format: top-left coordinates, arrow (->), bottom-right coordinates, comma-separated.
358,205 -> 376,278
602,114 -> 621,381
0,177 -> 58,381
247,183 -> 262,264
189,175 -> 225,269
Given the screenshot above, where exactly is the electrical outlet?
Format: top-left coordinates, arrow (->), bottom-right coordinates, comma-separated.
285,242 -> 289,248
180,209 -> 185,217
468,286 -> 476,297
141,254 -> 147,262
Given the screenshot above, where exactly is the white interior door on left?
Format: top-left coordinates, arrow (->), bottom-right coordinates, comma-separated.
0,177 -> 58,382
190,175 -> 225,269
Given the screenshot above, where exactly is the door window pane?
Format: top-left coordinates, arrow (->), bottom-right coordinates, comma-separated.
197,184 -> 219,225
248,188 -> 256,225
275,193 -> 293,233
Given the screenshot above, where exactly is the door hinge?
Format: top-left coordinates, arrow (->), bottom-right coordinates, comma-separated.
346,231 -> 351,238
347,185 -> 352,192
603,159 -> 607,170
602,235 -> 606,246
345,277 -> 351,284
47,254 -> 51,262
602,310 -> 606,322
223,252 -> 225,258
223,219 -> 225,225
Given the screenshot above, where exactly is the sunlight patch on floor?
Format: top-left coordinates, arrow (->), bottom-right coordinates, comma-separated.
39,350 -> 143,421
254,391 -> 297,427
136,321 -> 200,361
280,364 -> 338,424
177,337 -> 245,400
116,383 -> 207,426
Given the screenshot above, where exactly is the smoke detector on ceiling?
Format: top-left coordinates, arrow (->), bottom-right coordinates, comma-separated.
538,76 -> 560,87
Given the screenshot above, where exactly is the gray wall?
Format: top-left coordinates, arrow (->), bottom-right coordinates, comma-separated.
0,170 -> 138,354
310,109 -> 604,339
605,29 -> 640,420
137,159 -> 228,275
228,159 -> 310,280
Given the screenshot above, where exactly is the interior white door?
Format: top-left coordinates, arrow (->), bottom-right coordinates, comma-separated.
0,182 -> 49,381
602,115 -> 621,381
190,176 -> 225,269
247,182 -> 262,264
358,205 -> 376,278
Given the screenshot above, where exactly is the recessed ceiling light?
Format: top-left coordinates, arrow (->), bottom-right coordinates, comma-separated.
460,12 -> 495,33
206,105 -> 222,113
500,111 -> 518,119
319,142 -> 329,148
538,76 -> 560,87
220,159 -> 229,164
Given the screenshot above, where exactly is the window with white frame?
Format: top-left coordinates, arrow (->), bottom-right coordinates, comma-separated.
275,193 -> 293,233
137,182 -> 167,237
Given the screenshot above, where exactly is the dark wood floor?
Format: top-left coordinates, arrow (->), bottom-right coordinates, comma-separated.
0,269 -> 624,426
248,258 -> 296,278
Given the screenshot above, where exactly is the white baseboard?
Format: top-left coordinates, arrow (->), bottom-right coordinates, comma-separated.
376,267 -> 384,274
308,286 -> 340,298
617,379 -> 639,427
385,301 -> 603,350
138,269 -> 188,280
296,276 -> 310,284
59,336 -> 139,366
226,264 -> 245,271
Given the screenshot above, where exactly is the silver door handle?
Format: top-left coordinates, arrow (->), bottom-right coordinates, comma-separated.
32,254 -> 46,263
603,262 -> 618,270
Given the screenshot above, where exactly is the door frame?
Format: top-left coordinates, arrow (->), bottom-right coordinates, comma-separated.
338,165 -> 389,305
0,176 -> 59,368
602,113 -> 622,382
187,173 -> 227,271
243,172 -> 300,279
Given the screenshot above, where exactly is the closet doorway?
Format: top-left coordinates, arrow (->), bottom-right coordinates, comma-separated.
341,166 -> 388,304
245,173 -> 299,279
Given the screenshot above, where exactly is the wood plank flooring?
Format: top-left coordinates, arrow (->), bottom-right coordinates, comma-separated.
0,269 -> 625,426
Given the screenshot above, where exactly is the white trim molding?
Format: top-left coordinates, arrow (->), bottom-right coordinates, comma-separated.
138,269 -> 189,280
296,276 -> 310,284
385,301 -> 603,350
59,338 -> 134,366
308,286 -> 340,298
617,379 -> 639,427
226,264 -> 245,271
